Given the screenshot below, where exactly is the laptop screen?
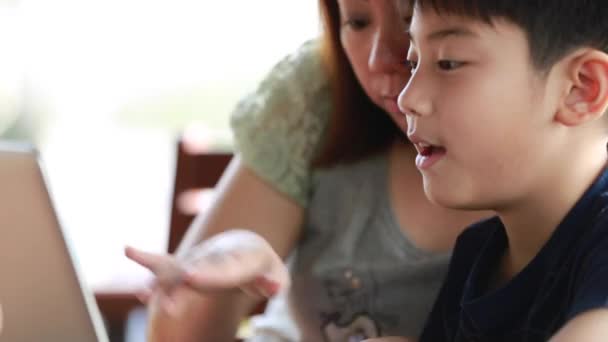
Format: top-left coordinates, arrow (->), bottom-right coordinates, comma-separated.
0,143 -> 109,342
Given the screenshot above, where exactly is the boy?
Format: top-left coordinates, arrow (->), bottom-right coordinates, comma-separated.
397,0 -> 608,341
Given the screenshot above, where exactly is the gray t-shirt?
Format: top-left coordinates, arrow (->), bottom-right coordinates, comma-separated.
232,41 -> 450,341
249,154 -> 450,341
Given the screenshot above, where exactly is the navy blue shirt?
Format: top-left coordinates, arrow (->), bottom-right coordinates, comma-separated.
420,168 -> 608,342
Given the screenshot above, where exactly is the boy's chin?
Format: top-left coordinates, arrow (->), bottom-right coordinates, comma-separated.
423,183 -> 480,210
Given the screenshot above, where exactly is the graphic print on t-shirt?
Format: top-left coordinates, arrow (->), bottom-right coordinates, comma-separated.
320,268 -> 382,342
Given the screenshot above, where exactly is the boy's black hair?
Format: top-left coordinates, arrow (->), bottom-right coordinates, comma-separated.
413,0 -> 608,71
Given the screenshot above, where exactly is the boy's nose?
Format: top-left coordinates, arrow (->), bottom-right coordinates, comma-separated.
398,73 -> 432,118
398,87 -> 416,117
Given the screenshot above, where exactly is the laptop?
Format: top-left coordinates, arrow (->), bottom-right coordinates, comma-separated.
0,142 -> 109,342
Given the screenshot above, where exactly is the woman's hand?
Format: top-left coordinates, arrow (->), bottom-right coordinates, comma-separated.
125,229 -> 290,314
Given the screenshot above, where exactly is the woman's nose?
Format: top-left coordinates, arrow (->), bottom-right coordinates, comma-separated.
368,30 -> 407,74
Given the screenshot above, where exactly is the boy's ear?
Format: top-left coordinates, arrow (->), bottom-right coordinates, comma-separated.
556,50 -> 608,127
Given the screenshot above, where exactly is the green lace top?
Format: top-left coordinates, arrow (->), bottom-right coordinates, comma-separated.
230,40 -> 331,207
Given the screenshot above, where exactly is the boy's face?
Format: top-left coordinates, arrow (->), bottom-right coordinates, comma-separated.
398,7 -> 564,210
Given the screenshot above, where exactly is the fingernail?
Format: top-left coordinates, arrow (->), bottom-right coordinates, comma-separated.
265,281 -> 280,296
256,277 -> 280,297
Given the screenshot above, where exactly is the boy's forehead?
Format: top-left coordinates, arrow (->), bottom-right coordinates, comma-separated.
408,6 -> 505,44
409,7 -> 477,43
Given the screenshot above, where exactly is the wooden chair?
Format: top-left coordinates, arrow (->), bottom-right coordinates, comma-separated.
95,137 -> 232,341
166,141 -> 232,254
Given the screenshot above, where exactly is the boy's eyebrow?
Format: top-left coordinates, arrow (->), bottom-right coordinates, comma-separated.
407,27 -> 479,44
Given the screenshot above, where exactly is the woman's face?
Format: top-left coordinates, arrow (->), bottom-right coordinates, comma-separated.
337,0 -> 411,133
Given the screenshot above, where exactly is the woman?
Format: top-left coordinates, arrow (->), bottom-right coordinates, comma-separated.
127,0 -> 491,340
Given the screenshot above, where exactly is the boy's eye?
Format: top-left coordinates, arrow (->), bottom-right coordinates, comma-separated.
437,60 -> 464,70
343,18 -> 369,31
405,59 -> 418,70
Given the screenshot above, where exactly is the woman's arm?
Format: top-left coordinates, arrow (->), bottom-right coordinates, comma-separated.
146,156 -> 305,342
550,309 -> 608,342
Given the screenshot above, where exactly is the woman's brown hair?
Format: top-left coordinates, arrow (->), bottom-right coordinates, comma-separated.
313,0 -> 402,167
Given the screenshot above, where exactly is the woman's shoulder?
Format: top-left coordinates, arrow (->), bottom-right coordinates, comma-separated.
264,39 -> 327,90
230,38 -> 331,131
230,39 -> 332,207
233,39 -> 329,120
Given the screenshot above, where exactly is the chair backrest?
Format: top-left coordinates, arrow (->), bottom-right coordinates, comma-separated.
167,138 -> 232,253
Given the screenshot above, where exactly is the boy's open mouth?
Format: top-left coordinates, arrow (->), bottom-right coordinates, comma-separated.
414,142 -> 447,169
416,142 -> 445,156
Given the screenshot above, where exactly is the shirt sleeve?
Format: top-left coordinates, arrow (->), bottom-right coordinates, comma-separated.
230,39 -> 331,207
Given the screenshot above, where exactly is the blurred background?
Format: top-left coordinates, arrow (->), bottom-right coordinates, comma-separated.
0,0 -> 319,296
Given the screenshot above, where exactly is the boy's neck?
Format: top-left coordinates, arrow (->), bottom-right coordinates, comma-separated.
496,142 -> 608,282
